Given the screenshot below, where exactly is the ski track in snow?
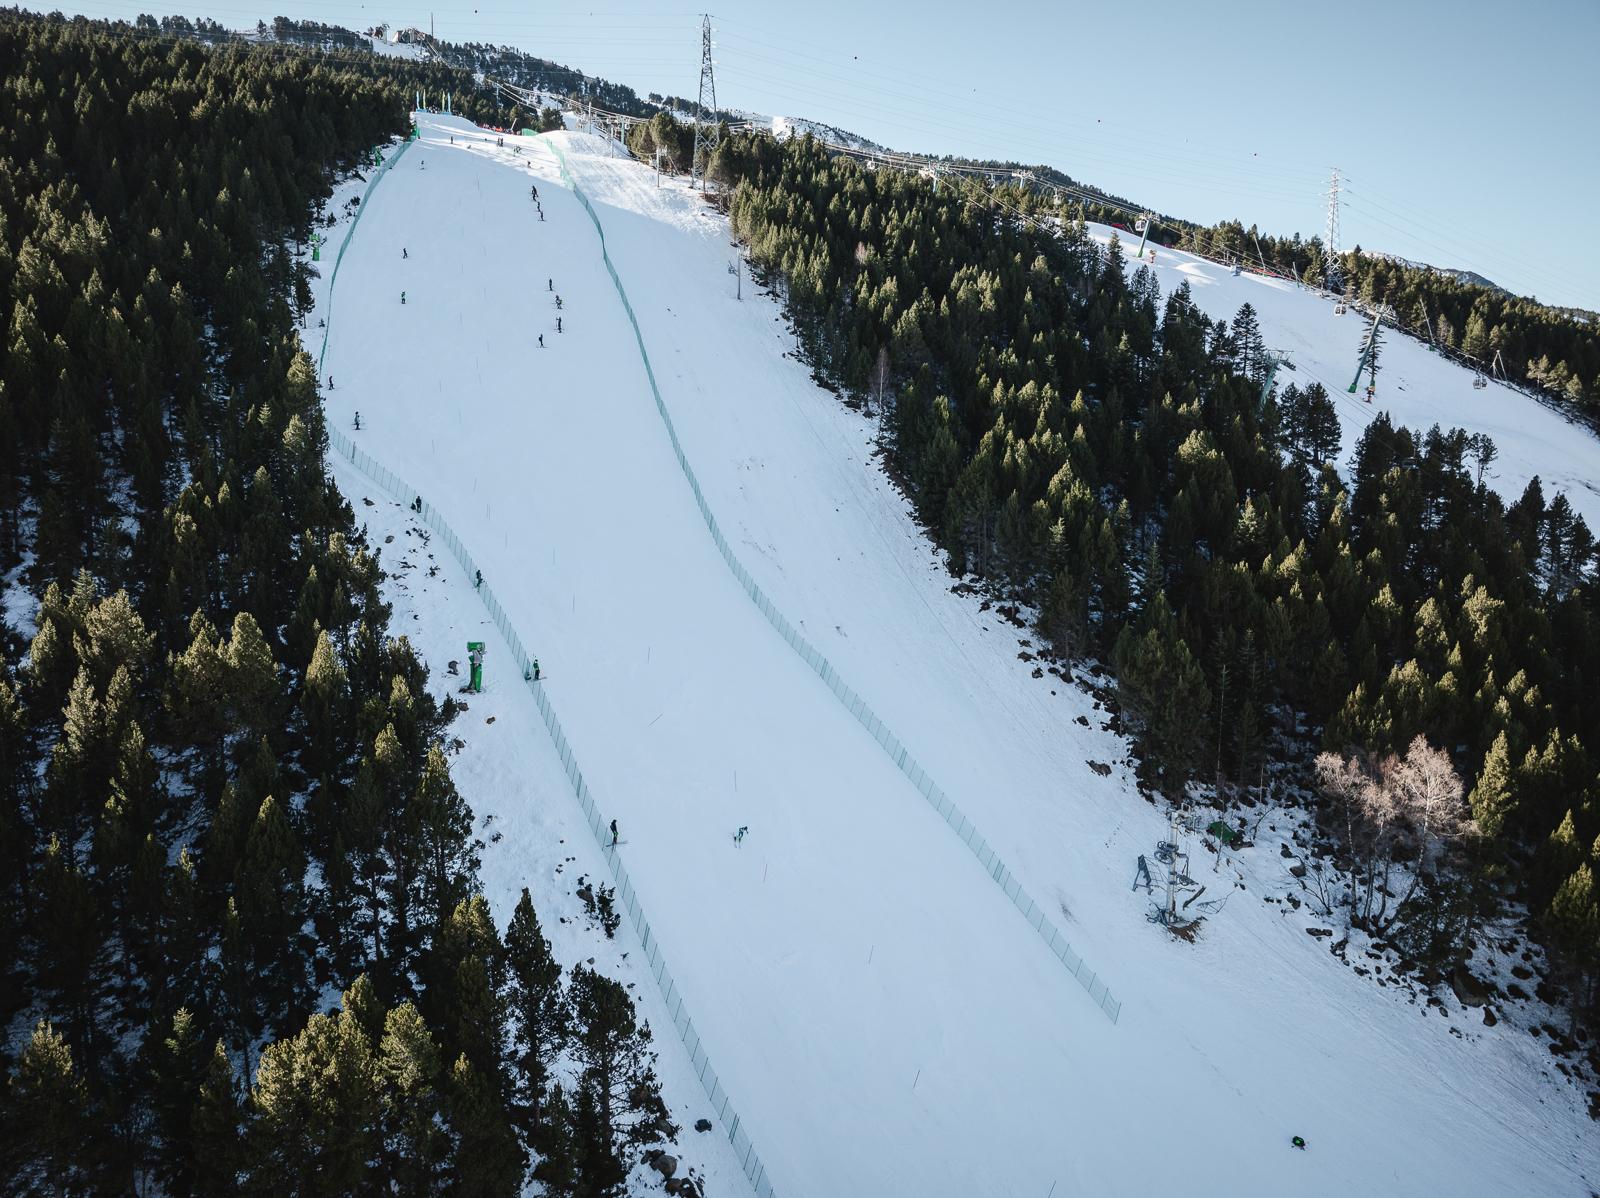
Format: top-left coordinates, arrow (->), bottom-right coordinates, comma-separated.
311,113 -> 1600,1197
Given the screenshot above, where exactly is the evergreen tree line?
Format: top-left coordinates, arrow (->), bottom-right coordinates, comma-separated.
714,130 -> 1600,1021
1170,217 -> 1599,415
1,12 -> 674,1193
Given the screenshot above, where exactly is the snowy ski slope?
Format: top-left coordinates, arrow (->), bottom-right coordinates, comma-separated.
1088,232 -> 1600,532
318,113 -> 1600,1196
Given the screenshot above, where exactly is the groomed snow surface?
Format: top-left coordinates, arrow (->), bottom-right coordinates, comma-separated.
315,113 -> 1600,1196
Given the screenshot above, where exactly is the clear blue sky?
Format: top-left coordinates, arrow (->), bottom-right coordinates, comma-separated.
55,0 -> 1600,310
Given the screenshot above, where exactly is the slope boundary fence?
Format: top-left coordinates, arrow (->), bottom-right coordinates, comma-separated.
316,126 -> 779,1198
545,136 -> 1121,1026
317,137 -> 411,375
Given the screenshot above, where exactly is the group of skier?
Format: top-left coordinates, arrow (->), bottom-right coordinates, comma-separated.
538,276 -> 564,347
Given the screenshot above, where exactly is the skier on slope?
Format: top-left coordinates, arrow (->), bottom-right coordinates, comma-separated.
353,411 -> 361,430
538,334 -> 544,348
328,375 -> 334,390
733,825 -> 749,845
402,247 -> 408,258
548,277 -> 553,291
557,317 -> 562,334
609,819 -> 619,847
555,295 -> 562,310
401,291 -> 407,304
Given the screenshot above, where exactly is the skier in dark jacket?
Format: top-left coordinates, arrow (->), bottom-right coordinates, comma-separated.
609,819 -> 619,846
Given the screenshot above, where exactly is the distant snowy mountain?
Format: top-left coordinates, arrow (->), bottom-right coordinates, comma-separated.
711,109 -> 882,150
1360,248 -> 1502,293
764,114 -> 882,151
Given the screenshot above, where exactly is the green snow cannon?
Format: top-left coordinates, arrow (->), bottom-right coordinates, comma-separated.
1206,820 -> 1239,847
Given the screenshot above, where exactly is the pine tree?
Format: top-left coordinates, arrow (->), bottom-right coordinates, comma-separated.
167,612 -> 230,787
570,1079 -> 624,1198
409,743 -> 479,929
1546,864 -> 1600,1012
1541,809 -> 1586,905
145,1007 -> 211,1196
300,627 -> 349,786
567,965 -> 675,1169
532,1083 -> 580,1197
225,610 -> 280,742
235,795 -> 309,1039
505,888 -> 567,1138
1112,592 -> 1211,788
1468,731 -> 1516,840
191,1040 -> 244,1195
376,1002 -> 449,1196
35,835 -> 103,1059
446,1054 -> 525,1197
247,998 -> 379,1194
3,1021 -> 92,1193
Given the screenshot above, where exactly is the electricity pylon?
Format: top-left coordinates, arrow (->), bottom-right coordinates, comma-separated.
692,14 -> 718,190
1324,167 -> 1342,294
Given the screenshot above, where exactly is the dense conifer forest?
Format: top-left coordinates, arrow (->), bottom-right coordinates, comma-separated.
0,12 -> 674,1191
714,130 -> 1600,1039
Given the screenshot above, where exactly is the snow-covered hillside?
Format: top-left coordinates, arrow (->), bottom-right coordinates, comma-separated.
1090,230 -> 1600,531
765,114 -> 882,150
1358,248 -> 1502,293
362,33 -> 427,61
314,112 -> 1600,1196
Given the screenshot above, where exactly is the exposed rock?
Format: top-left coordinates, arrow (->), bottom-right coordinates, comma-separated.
1449,967 -> 1489,1008
1289,863 -> 1307,878
694,1118 -> 712,1133
651,1153 -> 678,1179
1087,761 -> 1112,777
1483,1006 -> 1498,1028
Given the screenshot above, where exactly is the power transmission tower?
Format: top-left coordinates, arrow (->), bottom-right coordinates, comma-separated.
1324,167 -> 1343,295
692,14 -> 718,190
